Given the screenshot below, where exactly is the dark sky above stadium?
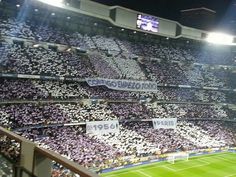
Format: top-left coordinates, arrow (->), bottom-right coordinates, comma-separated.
92,0 -> 235,25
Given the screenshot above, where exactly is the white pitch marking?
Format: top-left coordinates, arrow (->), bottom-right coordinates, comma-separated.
136,170 -> 153,177
215,156 -> 236,163
160,165 -> 177,171
224,173 -> 236,177
195,159 -> 211,165
175,163 -> 208,172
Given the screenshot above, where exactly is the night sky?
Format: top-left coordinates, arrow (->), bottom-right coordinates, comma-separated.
92,0 -> 235,26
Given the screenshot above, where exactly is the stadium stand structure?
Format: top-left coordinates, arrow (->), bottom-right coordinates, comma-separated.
1,0 -> 236,177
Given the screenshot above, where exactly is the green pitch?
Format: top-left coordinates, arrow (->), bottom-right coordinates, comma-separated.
101,152 -> 236,177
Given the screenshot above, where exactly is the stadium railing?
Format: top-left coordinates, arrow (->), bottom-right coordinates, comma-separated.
0,126 -> 100,177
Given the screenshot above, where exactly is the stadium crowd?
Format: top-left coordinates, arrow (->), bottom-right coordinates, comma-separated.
17,121 -> 236,169
1,44 -> 94,78
0,78 -> 232,103
0,40 -> 234,88
1,18 -> 235,64
1,16 -> 236,89
0,135 -> 20,163
0,155 -> 14,177
0,101 -> 232,130
1,10 -> 236,176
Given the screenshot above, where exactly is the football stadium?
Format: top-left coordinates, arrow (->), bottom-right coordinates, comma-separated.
0,0 -> 236,177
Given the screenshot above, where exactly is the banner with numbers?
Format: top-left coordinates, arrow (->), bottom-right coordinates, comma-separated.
86,120 -> 120,135
152,118 -> 177,129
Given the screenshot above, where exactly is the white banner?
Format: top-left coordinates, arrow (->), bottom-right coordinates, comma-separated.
86,120 -> 119,135
86,78 -> 159,92
152,118 -> 177,129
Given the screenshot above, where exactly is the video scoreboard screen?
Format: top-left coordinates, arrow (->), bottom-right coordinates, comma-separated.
136,14 -> 159,33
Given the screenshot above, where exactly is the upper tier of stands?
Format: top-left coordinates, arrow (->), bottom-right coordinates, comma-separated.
0,17 -> 235,64
1,41 -> 236,88
0,14 -> 236,89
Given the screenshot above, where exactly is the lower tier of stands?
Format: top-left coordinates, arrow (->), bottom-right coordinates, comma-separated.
15,121 -> 236,170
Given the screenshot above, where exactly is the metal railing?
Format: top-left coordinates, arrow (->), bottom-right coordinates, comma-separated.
0,127 -> 100,177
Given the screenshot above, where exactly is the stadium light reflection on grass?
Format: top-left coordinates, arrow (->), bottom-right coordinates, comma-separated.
206,32 -> 234,45
37,0 -> 64,7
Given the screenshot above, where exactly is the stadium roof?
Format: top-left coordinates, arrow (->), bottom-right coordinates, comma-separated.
180,7 -> 216,14
92,0 -> 233,23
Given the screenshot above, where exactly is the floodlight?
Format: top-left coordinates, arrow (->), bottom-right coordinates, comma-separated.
206,32 -> 234,45
37,0 -> 64,8
33,44 -> 40,48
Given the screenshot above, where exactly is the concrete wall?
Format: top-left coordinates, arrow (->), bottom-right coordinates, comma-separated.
114,7 -> 137,28
80,0 -> 110,18
158,18 -> 177,37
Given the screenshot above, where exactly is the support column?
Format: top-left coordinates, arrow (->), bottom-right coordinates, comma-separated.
34,152 -> 52,177
20,141 -> 35,177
